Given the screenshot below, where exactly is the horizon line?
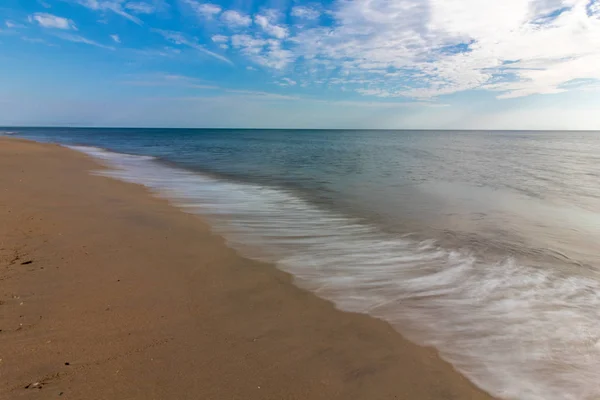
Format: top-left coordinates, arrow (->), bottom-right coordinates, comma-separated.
2,125 -> 600,132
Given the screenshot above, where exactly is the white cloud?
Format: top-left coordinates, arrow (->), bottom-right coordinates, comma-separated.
125,2 -> 156,14
30,13 -> 76,30
211,34 -> 228,43
153,29 -> 189,45
110,34 -> 121,43
28,0 -> 600,103
254,43 -> 293,69
220,10 -> 251,28
231,34 -> 293,69
290,6 -> 320,20
72,0 -> 142,25
231,34 -> 265,50
590,0 -> 600,17
278,0 -> 600,99
184,0 -> 221,18
255,14 -> 288,39
6,20 -> 29,29
153,29 -> 233,65
55,33 -> 115,50
278,77 -> 297,86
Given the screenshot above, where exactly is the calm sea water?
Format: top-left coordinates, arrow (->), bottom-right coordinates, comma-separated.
6,128 -> 600,399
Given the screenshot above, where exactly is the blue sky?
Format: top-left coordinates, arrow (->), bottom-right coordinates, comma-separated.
1,0 -> 600,129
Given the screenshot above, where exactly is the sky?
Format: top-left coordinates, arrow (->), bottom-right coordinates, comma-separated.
1,0 -> 600,129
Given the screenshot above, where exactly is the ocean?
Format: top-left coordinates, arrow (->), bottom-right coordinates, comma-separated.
5,128 -> 600,399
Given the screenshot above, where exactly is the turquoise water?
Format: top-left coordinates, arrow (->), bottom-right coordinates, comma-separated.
7,128 -> 600,400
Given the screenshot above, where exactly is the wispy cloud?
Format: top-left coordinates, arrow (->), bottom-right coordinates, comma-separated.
290,6 -> 320,20
219,88 -> 301,100
255,13 -> 288,39
318,99 -> 449,108
71,0 -> 142,25
220,10 -> 251,28
182,0 -> 598,100
55,32 -> 115,50
133,47 -> 181,57
211,34 -> 228,43
29,13 -> 76,30
183,0 -> 221,19
173,90 -> 443,105
176,91 -> 301,101
124,73 -> 302,100
21,36 -> 47,43
21,36 -> 58,46
277,77 -> 297,86
231,34 -> 292,69
5,20 -> 27,29
153,29 -> 233,65
8,0 -> 600,104
123,73 -> 219,88
281,0 -> 600,99
152,29 -> 189,44
125,2 -> 156,14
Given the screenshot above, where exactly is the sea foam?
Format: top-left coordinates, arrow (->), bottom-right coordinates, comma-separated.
69,144 -> 600,400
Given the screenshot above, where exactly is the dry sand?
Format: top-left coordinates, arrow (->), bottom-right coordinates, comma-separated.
0,137 -> 494,400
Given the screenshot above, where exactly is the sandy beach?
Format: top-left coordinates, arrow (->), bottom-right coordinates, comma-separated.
0,137 -> 493,400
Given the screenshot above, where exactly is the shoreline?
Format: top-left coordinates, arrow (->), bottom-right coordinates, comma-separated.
0,137 -> 494,399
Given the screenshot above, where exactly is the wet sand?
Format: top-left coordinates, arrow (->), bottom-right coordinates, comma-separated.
0,137 -> 494,400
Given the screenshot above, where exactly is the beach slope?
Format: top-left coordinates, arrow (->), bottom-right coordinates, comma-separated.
0,138 -> 493,400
